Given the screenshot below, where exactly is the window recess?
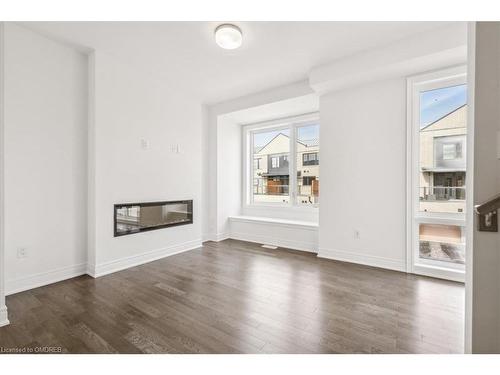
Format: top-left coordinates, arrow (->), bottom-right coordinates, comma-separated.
244,113 -> 320,207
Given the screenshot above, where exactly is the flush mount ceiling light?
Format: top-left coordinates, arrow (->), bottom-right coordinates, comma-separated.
214,24 -> 243,50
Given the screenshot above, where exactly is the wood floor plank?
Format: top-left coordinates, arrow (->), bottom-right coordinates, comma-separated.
0,239 -> 464,353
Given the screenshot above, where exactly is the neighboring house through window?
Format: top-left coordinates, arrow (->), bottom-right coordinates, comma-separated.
244,114 -> 320,206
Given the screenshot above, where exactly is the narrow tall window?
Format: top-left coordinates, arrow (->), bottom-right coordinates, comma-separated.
245,115 -> 319,207
296,124 -> 320,205
408,66 -> 467,282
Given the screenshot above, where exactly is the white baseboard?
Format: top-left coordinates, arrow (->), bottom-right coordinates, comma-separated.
91,239 -> 202,278
0,305 -> 9,327
412,263 -> 465,283
202,233 -> 229,242
318,247 -> 405,272
86,263 -> 97,278
5,263 -> 87,296
229,215 -> 318,230
215,232 -> 229,242
230,231 -> 318,253
4,240 -> 203,294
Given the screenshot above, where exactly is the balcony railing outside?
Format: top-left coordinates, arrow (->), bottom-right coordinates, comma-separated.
253,183 -> 289,195
420,186 -> 466,201
253,178 -> 318,196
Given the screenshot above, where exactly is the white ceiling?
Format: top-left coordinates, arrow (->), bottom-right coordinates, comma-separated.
22,21 -> 459,105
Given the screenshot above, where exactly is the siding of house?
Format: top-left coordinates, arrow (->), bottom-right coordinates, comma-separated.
419,105 -> 467,213
253,132 -> 319,202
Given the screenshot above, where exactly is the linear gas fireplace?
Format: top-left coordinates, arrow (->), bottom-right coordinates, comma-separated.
114,200 -> 193,237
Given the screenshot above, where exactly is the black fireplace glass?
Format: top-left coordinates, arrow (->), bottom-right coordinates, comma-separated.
114,200 -> 193,237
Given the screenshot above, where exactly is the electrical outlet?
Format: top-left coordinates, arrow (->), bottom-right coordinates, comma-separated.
17,247 -> 28,259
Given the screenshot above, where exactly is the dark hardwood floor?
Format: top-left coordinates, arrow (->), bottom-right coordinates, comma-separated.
0,239 -> 464,354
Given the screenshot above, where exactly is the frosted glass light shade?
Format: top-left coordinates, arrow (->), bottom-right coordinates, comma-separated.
215,24 -> 243,50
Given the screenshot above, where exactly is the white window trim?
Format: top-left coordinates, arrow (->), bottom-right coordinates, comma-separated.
242,112 -> 319,211
406,65 -> 467,282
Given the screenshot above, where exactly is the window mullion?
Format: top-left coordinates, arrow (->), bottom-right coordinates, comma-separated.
249,129 -> 254,205
290,124 -> 297,207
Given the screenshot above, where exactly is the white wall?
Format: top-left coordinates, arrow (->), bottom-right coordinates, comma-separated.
469,22 -> 500,354
3,23 -> 88,294
312,23 -> 467,271
215,115 -> 242,238
201,104 -> 209,241
0,23 -> 8,326
0,23 -> 206,301
318,79 -> 407,271
89,50 -> 203,276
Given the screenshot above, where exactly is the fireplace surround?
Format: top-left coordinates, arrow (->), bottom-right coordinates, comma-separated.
114,200 -> 193,237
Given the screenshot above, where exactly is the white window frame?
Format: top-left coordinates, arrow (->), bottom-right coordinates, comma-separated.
406,65 -> 467,282
242,112 -> 319,209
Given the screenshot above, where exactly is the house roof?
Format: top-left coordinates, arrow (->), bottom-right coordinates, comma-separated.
255,133 -> 318,154
420,104 -> 467,131
302,138 -> 319,147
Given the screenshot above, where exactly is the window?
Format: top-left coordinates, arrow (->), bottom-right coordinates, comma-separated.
435,136 -> 464,166
442,144 -> 458,160
271,156 -> 279,168
418,223 -> 465,265
254,158 -> 262,170
297,124 -> 320,205
245,114 -> 319,206
303,152 -> 319,166
419,86 -> 467,214
302,176 -> 315,186
407,65 -> 467,281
